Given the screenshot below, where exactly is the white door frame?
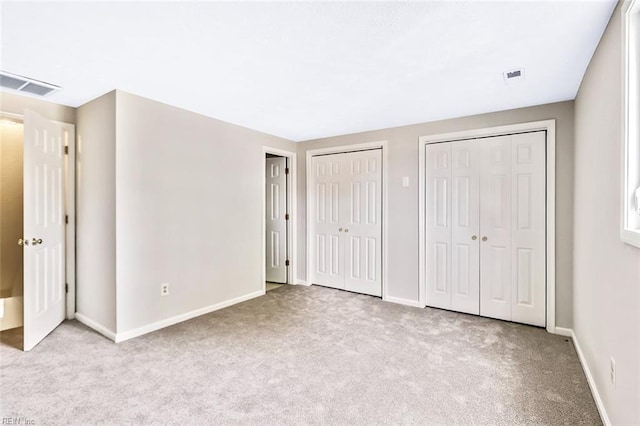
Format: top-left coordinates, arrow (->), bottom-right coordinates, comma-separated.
0,110 -> 76,320
418,120 -> 557,334
262,146 -> 297,291
305,141 -> 389,300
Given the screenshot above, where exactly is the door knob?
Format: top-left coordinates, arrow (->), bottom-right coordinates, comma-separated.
31,238 -> 43,245
338,228 -> 343,232
482,236 -> 488,242
18,238 -> 29,246
471,235 -> 477,240
344,228 -> 349,233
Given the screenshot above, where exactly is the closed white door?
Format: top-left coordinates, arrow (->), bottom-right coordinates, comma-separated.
266,156 -> 287,283
312,154 -> 344,289
311,149 -> 382,297
479,135 -> 512,321
23,110 -> 66,351
343,150 -> 382,297
509,132 -> 546,326
451,141 -> 480,314
425,131 -> 546,327
426,141 -> 480,313
425,143 -> 453,309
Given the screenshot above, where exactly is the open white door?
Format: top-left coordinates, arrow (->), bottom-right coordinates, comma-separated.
22,110 -> 66,351
266,156 -> 287,283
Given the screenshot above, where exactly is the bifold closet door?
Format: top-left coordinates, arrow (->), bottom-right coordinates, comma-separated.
425,141 -> 480,314
426,131 -> 546,327
479,132 -> 546,326
311,149 -> 382,297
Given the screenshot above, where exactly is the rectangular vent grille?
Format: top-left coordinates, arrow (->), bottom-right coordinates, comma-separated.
503,68 -> 525,84
0,71 -> 59,96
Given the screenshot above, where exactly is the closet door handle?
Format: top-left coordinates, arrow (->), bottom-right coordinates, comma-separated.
344,228 -> 349,233
338,228 -> 343,232
482,236 -> 488,242
471,235 -> 477,241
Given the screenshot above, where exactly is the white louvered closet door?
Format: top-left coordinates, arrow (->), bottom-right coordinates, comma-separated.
311,149 -> 382,297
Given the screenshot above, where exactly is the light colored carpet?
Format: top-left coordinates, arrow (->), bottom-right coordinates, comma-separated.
0,285 -> 600,425
266,282 -> 285,292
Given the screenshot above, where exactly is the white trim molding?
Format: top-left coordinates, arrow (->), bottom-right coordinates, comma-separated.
569,328 -> 612,426
621,0 -> 640,248
115,290 -> 265,343
74,313 -> 117,342
418,120 -> 558,333
385,295 -> 423,308
262,146 -> 298,289
305,141 -> 389,301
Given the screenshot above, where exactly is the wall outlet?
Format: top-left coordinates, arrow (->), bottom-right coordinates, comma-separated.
160,283 -> 169,296
610,357 -> 616,388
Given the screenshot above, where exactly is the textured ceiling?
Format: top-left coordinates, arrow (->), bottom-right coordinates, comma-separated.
0,1 -> 617,141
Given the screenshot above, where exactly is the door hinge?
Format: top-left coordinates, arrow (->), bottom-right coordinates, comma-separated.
65,283 -> 69,293
285,213 -> 290,220
285,260 -> 290,267
285,167 -> 289,175
64,145 -> 69,155
65,215 -> 69,224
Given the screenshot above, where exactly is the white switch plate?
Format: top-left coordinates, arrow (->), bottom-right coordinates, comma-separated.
402,176 -> 410,187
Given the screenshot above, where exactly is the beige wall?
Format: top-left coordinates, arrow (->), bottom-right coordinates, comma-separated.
573,3 -> 640,424
297,101 -> 575,327
76,90 -> 297,335
76,91 -> 117,332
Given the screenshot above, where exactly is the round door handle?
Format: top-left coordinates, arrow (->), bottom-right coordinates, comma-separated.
482,236 -> 488,242
471,235 -> 477,241
344,228 -> 349,233
18,238 -> 28,246
32,238 -> 43,245
338,228 -> 343,232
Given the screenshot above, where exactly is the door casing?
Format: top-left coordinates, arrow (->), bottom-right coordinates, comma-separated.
419,120 -> 557,333
305,141 -> 389,301
262,146 -> 297,290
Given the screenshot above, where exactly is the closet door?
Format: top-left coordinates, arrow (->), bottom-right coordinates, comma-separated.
312,155 -> 344,289
510,132 -> 546,326
451,141 -> 480,314
425,143 -> 453,309
479,135 -> 512,322
343,149 -> 382,297
479,132 -> 546,327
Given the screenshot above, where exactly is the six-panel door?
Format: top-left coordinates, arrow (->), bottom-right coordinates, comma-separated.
311,149 -> 382,297
23,110 -> 66,351
266,156 -> 287,283
425,131 -> 546,327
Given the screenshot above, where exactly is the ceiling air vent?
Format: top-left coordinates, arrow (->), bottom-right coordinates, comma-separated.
0,71 -> 59,96
503,68 -> 525,84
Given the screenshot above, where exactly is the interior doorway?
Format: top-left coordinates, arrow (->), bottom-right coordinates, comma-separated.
0,117 -> 25,349
0,110 -> 76,351
263,147 -> 297,292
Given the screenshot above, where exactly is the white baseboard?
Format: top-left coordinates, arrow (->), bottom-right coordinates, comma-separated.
384,295 -> 422,308
114,290 -> 265,343
295,279 -> 310,286
568,329 -> 611,426
553,326 -> 573,337
74,313 -> 117,342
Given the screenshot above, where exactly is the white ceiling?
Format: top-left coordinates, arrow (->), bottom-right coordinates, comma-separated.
0,1 -> 616,141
